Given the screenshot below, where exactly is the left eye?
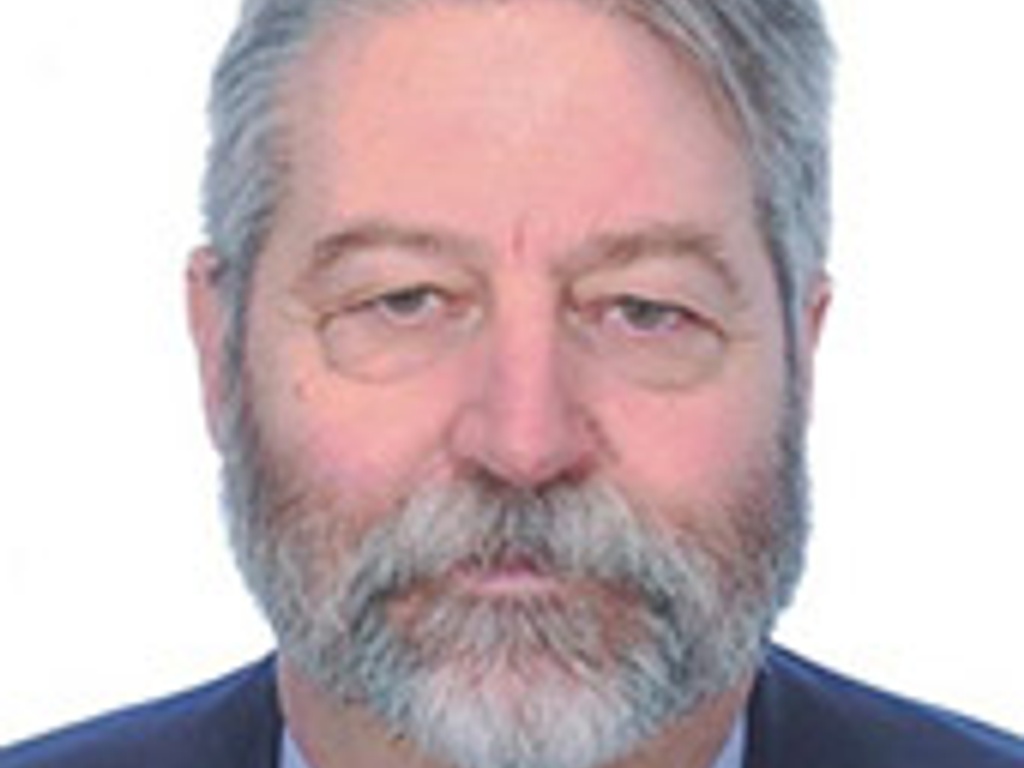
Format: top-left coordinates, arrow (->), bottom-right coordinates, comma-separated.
606,296 -> 694,334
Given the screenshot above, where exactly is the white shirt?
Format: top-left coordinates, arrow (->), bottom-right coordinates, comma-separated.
279,715 -> 747,768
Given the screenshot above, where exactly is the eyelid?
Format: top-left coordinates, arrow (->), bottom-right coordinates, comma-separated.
304,256 -> 481,313
567,246 -> 745,314
353,282 -> 444,307
606,295 -> 713,331
295,221 -> 484,304
569,281 -> 726,330
559,223 -> 742,292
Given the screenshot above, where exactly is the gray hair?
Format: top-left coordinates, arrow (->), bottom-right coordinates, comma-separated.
202,0 -> 833,378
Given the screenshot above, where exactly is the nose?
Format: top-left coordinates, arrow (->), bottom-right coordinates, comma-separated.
450,292 -> 600,488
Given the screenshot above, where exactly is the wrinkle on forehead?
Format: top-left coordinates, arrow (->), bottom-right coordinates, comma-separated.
285,0 -> 740,161
273,0 -> 760,283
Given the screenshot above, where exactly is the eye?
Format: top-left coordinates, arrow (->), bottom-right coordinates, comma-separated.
314,269 -> 481,381
358,285 -> 452,326
604,295 -> 698,336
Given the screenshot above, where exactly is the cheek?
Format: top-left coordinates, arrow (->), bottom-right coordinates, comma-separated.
598,367 -> 785,511
248,340 -> 463,529
611,402 -> 752,492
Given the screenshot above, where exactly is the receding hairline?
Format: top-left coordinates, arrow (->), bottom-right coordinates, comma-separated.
262,0 -> 757,266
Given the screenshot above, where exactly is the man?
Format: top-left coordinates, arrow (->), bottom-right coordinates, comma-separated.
1,0 -> 1021,766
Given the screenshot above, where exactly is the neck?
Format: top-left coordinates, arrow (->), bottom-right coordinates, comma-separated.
278,657 -> 752,768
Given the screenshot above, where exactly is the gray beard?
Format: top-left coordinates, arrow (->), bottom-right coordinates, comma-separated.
220,386 -> 808,768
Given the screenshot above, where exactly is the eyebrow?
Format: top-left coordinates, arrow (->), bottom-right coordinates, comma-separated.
299,217 -> 744,298
562,222 -> 743,298
303,218 -> 482,278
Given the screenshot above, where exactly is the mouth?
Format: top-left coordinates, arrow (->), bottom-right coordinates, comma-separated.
450,549 -> 566,598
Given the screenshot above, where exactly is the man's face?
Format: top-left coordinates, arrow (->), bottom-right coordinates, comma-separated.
206,2 -> 815,767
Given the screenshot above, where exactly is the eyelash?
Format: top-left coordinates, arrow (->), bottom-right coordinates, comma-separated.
349,284 -> 474,326
328,286 -> 711,340
571,294 -> 706,337
608,296 -> 694,331
366,285 -> 439,313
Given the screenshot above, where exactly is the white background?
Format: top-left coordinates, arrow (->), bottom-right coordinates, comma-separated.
0,0 -> 1021,746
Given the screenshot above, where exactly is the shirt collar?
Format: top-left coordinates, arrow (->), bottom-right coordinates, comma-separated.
713,713 -> 747,768
280,714 -> 746,768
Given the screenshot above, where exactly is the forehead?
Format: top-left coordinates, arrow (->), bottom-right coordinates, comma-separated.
290,0 -> 725,124
272,0 -> 760,276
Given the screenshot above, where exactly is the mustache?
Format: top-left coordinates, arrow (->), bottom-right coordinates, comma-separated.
313,473 -> 757,703
338,474 -> 719,622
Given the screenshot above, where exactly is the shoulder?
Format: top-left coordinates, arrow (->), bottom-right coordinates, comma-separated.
747,646 -> 1024,768
0,658 -> 281,768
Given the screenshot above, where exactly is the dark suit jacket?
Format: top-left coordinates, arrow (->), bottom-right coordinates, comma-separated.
2,647 -> 1021,767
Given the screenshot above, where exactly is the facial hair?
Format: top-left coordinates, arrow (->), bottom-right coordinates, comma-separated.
220,384 -> 808,768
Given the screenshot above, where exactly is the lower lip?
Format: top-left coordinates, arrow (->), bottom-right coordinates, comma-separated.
454,565 -> 563,597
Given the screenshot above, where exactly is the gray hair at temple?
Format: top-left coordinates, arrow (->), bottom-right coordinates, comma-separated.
202,0 -> 834,381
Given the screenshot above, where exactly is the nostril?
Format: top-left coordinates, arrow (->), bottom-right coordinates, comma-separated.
452,400 -> 601,490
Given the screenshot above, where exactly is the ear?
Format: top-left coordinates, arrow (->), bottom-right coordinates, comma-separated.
187,247 -> 230,449
797,271 -> 832,413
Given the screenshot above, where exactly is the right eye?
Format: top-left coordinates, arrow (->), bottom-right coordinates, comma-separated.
317,281 -> 480,382
357,285 -> 450,327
